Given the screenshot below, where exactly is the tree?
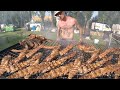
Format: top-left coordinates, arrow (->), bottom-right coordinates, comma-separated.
98,11 -> 120,25
39,11 -> 45,27
81,11 -> 93,29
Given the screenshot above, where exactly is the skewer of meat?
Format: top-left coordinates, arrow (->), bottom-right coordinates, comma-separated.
11,48 -> 29,53
79,64 -> 120,79
26,45 -> 60,58
24,51 -> 76,79
25,45 -> 43,58
99,48 -> 117,59
0,55 -> 12,76
5,53 -> 42,73
0,68 -> 6,77
77,44 -> 97,53
86,49 -> 100,64
12,50 -> 28,64
59,44 -> 74,56
114,68 -> 120,79
42,45 -> 60,49
43,46 -> 60,62
67,57 -> 82,79
78,55 -> 113,75
7,52 -> 76,79
0,55 -> 12,66
37,61 -> 75,79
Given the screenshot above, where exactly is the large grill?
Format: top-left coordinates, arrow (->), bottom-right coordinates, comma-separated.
0,35 -> 119,79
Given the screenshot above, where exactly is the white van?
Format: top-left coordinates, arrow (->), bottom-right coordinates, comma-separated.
91,22 -> 111,31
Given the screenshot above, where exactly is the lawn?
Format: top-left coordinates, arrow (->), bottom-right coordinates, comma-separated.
0,28 -> 119,51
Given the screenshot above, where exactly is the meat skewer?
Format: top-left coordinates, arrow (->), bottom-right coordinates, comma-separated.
43,46 -> 60,62
86,49 -> 100,64
67,57 -> 82,79
0,55 -> 12,76
37,61 -> 75,79
42,45 -> 60,49
79,64 -> 120,79
1,55 -> 12,66
78,55 -> 113,75
25,45 -> 43,58
12,50 -> 28,64
7,52 -> 76,79
11,49 -> 29,53
99,48 -> 117,59
59,44 -> 74,56
5,53 -> 42,73
26,45 -> 60,58
77,44 -> 97,53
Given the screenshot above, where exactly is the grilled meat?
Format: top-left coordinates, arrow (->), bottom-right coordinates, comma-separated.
7,52 -> 76,79
1,55 -> 12,66
59,44 -> 74,56
77,44 -> 97,53
37,61 -> 74,79
86,49 -> 100,64
43,46 -> 60,62
67,57 -> 82,79
99,48 -> 117,59
79,64 -> 120,79
78,55 -> 113,74
5,53 -> 42,73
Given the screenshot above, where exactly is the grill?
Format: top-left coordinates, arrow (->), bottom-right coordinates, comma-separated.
0,35 -> 120,79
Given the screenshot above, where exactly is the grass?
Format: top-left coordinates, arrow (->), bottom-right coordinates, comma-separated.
0,28 -> 118,51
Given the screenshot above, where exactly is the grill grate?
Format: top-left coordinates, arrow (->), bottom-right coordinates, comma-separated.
0,39 -> 119,79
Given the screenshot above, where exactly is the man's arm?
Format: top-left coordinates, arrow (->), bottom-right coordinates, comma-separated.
57,25 -> 61,40
75,19 -> 83,42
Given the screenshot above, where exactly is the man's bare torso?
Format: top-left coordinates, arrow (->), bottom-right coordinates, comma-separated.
58,16 -> 76,39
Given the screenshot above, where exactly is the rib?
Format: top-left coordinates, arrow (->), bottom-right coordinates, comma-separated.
42,45 -> 60,49
67,57 -> 82,79
114,68 -> 120,79
26,45 -> 60,58
7,51 -> 76,79
1,55 -> 11,66
86,49 -> 100,64
5,53 -> 42,73
37,61 -> 75,79
78,55 -> 113,75
77,44 -> 97,53
79,64 -> 120,79
26,45 -> 43,58
0,68 -> 6,76
59,44 -> 74,56
99,48 -> 117,59
12,50 -> 28,64
11,48 -> 29,53
43,46 -> 60,62
25,40 -> 35,49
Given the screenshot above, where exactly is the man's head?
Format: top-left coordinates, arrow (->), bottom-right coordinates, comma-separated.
54,11 -> 65,20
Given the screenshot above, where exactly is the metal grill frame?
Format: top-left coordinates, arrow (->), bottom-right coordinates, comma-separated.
0,40 -> 119,79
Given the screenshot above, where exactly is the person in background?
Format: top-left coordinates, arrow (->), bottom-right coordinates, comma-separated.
36,25 -> 41,31
54,11 -> 83,46
31,25 -> 36,31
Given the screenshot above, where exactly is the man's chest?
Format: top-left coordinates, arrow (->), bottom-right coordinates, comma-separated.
59,19 -> 75,29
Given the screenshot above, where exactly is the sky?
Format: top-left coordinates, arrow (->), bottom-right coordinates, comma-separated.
91,11 -> 98,18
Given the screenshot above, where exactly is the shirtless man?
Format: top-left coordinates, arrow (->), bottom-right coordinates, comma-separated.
55,11 -> 83,43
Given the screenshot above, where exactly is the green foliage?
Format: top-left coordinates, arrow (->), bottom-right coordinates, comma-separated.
97,11 -> 120,25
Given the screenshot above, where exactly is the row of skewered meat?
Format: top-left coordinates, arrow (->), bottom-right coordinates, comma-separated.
0,34 -> 120,79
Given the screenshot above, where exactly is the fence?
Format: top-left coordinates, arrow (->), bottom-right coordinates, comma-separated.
108,33 -> 120,48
